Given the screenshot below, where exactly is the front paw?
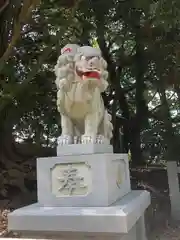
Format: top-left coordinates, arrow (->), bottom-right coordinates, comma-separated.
96,135 -> 110,144
57,135 -> 73,145
81,135 -> 96,144
74,136 -> 81,144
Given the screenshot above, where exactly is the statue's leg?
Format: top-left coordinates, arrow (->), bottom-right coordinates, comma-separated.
57,114 -> 73,145
73,127 -> 81,144
81,111 -> 112,144
81,112 -> 99,144
96,123 -> 107,144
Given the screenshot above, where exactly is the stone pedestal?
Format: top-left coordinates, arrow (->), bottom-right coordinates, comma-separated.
8,144 -> 150,240
8,191 -> 150,240
37,152 -> 130,207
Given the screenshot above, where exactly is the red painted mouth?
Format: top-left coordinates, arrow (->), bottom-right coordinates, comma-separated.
76,69 -> 100,80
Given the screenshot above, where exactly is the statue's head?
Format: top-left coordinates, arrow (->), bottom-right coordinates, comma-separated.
55,44 -> 109,93
74,46 -> 109,92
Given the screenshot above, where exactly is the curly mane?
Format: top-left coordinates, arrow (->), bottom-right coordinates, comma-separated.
54,54 -> 75,92
99,57 -> 109,92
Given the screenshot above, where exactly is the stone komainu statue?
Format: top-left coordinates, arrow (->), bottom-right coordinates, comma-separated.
54,44 -> 113,145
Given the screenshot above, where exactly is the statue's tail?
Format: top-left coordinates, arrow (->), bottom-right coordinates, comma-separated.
104,110 -> 113,141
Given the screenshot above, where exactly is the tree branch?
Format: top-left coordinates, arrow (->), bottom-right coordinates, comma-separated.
0,0 -> 9,15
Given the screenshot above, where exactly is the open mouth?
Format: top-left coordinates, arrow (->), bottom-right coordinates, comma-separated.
76,68 -> 100,80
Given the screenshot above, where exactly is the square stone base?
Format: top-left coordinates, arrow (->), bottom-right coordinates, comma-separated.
8,190 -> 150,239
37,153 -> 131,207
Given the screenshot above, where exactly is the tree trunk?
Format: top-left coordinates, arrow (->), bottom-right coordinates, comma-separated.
129,128 -> 146,166
129,14 -> 149,166
159,85 -> 180,162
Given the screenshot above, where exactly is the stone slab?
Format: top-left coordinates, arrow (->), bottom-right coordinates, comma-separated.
8,190 -> 150,234
37,154 -> 131,207
13,225 -> 137,240
57,144 -> 113,156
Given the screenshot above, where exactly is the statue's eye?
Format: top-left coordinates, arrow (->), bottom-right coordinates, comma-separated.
86,56 -> 93,61
81,56 -> 86,60
88,56 -> 100,61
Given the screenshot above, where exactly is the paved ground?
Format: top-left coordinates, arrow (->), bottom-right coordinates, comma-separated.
149,221 -> 180,240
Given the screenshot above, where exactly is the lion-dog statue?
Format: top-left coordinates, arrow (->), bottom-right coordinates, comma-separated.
54,44 -> 113,145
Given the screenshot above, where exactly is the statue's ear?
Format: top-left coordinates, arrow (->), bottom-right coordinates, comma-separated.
74,53 -> 82,62
100,58 -> 108,69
